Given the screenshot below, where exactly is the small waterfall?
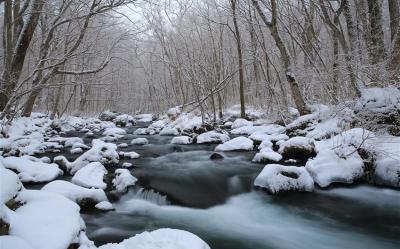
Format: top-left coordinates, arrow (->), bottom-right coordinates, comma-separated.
125,187 -> 170,205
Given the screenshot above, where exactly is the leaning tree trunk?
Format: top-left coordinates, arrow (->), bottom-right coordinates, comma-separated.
252,0 -> 309,115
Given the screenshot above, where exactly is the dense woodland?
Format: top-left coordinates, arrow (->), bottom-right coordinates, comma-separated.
0,0 -> 399,120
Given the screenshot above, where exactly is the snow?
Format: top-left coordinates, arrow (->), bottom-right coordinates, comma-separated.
95,201 -> 114,210
254,164 -> 314,194
71,162 -> 108,189
2,156 -> 62,183
215,136 -> 254,151
196,131 -> 230,144
118,143 -> 128,148
171,136 -> 193,145
364,135 -> 400,187
306,147 -> 364,187
305,129 -> 368,187
306,118 -> 342,140
115,114 -> 135,126
0,236 -> 34,249
252,148 -> 282,163
160,127 -> 180,136
98,228 -> 210,249
131,138 -> 149,145
103,127 -> 127,138
122,162 -> 133,168
354,87 -> 400,113
42,180 -> 108,204
119,151 -> 140,159
231,118 -> 253,129
0,167 -> 23,204
9,190 -> 87,249
71,148 -> 83,154
231,124 -> 285,136
113,169 -> 138,192
135,114 -> 153,122
56,139 -> 119,174
278,136 -> 315,160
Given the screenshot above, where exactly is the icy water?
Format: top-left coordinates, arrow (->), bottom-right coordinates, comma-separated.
39,124 -> 400,249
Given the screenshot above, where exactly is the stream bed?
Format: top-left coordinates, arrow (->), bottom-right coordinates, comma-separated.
32,124 -> 400,249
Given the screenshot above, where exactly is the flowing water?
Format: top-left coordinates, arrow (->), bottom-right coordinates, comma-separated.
41,124 -> 400,249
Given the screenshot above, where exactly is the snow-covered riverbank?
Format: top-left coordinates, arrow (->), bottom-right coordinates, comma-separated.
1,87 -> 399,249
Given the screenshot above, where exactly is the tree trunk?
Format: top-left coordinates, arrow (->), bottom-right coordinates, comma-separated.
367,0 -> 385,64
230,0 -> 246,119
0,0 -> 44,110
252,0 -> 309,115
388,0 -> 399,41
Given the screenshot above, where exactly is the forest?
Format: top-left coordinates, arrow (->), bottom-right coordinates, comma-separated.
0,1 -> 399,249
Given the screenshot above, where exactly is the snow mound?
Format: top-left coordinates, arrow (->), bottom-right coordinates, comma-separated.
95,201 -> 114,211
160,127 -> 180,136
278,137 -> 316,161
306,148 -> 364,187
131,138 -> 149,145
135,114 -> 153,122
254,164 -> 314,194
171,136 -> 193,145
231,118 -> 253,129
71,162 -> 108,189
355,87 -> 400,113
9,190 -> 88,249
231,124 -> 285,136
2,156 -> 62,183
0,167 -> 23,204
196,131 -> 230,144
103,127 -> 127,138
0,236 -> 34,249
215,136 -> 254,151
113,169 -> 138,192
98,228 -> 210,249
115,114 -> 135,127
252,148 -> 282,163
119,151 -> 140,159
42,180 -> 108,204
55,139 -> 119,174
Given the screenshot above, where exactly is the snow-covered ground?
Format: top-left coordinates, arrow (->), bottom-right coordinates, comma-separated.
0,87 -> 399,249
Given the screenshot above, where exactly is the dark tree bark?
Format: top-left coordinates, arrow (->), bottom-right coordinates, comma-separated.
367,0 -> 385,64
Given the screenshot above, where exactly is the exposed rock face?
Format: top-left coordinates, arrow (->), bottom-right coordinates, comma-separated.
278,137 -> 316,162
210,153 -> 224,160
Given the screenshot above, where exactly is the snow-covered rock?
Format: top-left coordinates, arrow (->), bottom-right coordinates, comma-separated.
306,148 -> 364,187
99,110 -> 118,121
72,162 -> 108,189
231,124 -> 285,136
160,127 -> 180,136
103,127 -> 127,138
119,151 -> 140,159
215,136 -> 254,151
254,164 -> 314,194
196,131 -> 230,144
122,162 -> 133,168
95,201 -> 114,211
115,114 -> 135,127
8,190 -> 90,249
134,114 -> 153,122
42,180 -> 108,205
231,118 -> 253,129
55,139 -> 119,174
278,137 -> 316,161
0,236 -> 34,249
0,167 -> 23,204
171,136 -> 193,145
70,148 -> 83,154
131,138 -> 149,145
252,148 -> 282,163
98,228 -> 210,249
113,169 -> 138,192
2,156 -> 62,183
